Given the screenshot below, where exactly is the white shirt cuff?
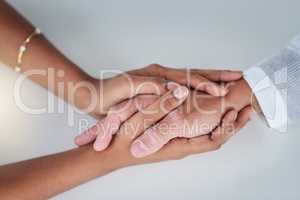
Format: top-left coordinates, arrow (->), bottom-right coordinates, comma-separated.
243,67 -> 288,132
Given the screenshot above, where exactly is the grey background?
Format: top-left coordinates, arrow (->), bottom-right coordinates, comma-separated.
0,0 -> 299,199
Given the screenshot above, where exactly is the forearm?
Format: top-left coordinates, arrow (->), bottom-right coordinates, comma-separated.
0,1 -> 96,112
0,146 -> 122,199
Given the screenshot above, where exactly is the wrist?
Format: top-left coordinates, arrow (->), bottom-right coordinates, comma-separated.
72,76 -> 102,117
82,145 -> 124,174
104,145 -> 151,169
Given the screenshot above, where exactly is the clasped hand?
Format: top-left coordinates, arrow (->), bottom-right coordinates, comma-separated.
74,64 -> 252,165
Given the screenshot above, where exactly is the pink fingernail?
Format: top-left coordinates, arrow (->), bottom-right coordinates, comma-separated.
131,140 -> 149,158
167,81 -> 179,90
173,86 -> 189,100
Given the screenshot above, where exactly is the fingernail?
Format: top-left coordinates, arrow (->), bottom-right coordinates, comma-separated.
131,140 -> 149,158
167,81 -> 179,90
173,86 -> 189,100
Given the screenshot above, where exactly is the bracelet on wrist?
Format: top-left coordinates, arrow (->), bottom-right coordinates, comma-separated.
15,28 -> 41,72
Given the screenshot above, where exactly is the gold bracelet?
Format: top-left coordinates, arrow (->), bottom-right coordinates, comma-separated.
15,28 -> 41,72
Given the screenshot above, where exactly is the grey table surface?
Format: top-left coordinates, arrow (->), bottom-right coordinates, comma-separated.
1,0 -> 300,199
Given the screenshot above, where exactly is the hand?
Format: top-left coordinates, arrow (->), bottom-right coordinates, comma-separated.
90,73 -> 167,117
75,79 -> 252,155
128,64 -> 243,95
81,64 -> 242,118
119,107 -> 251,167
130,79 -> 253,157
90,85 -> 191,165
76,92 -> 251,167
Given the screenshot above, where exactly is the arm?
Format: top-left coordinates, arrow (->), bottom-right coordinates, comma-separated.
0,1 -> 245,118
0,87 -> 186,199
0,2 -> 166,118
0,146 -> 119,200
0,86 -> 251,199
0,1 -> 96,112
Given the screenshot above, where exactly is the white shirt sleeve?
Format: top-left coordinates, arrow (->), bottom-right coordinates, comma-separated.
243,34 -> 300,132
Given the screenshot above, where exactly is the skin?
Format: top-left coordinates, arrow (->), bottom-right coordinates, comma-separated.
0,86 -> 252,200
131,79 -> 253,157
76,79 -> 254,157
0,1 -> 253,199
0,1 -> 241,118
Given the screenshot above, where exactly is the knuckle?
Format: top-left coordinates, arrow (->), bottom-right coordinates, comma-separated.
148,63 -> 162,69
148,63 -> 166,75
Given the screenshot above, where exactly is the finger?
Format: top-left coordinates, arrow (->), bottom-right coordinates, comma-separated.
120,75 -> 167,98
188,74 -> 228,96
166,74 -> 228,96
130,65 -> 240,95
210,109 -> 237,141
131,135 -> 212,162
166,81 -> 182,91
213,105 -> 252,143
74,119 -> 105,146
120,86 -> 189,143
93,95 -> 158,151
105,74 -> 167,110
234,105 -> 252,130
75,95 -> 158,148
129,102 -> 237,158
134,106 -> 252,160
129,65 -> 242,83
164,135 -> 215,158
130,110 -> 183,158
131,75 -> 167,96
179,133 -> 223,155
92,114 -> 120,151
74,115 -> 120,148
166,74 -> 227,96
184,106 -> 252,155
210,106 -> 252,145
193,69 -> 242,82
